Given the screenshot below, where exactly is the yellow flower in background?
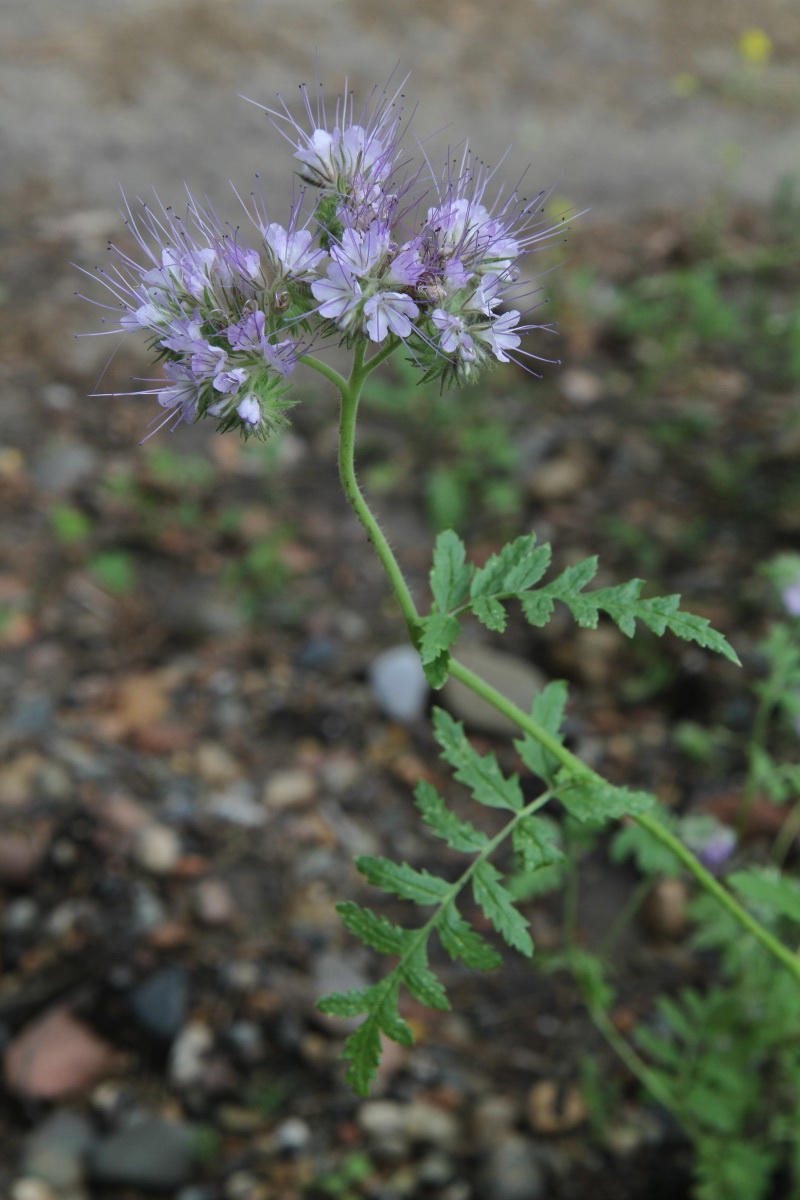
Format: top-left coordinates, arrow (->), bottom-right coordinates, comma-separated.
739,28 -> 772,67
670,72 -> 699,98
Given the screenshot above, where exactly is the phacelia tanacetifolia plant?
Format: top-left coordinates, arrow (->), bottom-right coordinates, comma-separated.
84,73 -> 800,1097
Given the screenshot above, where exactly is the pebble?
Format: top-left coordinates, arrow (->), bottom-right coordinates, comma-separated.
133,822 -> 182,874
30,439 -> 98,493
263,767 -> 318,811
405,1102 -> 460,1150
527,1080 -> 587,1135
441,644 -> 546,737
22,1110 -> 95,1190
480,1135 -> 547,1200
4,1009 -> 115,1100
3,896 -> 39,935
206,783 -> 266,827
193,877 -> 237,926
559,367 -> 603,407
358,1100 -> 409,1156
11,1180 -> 58,1200
368,645 -> 429,723
643,877 -> 690,940
471,1094 -> 518,1149
527,452 -> 590,501
129,965 -> 189,1041
169,1021 -> 214,1089
87,1119 -> 195,1189
273,1116 -> 312,1154
196,742 -> 241,786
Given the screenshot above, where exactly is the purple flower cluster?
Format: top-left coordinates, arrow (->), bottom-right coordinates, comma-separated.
90,74 -> 565,438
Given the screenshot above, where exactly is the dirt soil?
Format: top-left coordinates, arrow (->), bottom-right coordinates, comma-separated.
2,4 -> 800,1199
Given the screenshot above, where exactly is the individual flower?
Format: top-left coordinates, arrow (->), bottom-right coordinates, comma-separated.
311,263 -> 363,327
363,292 -> 419,342
264,222 -> 325,281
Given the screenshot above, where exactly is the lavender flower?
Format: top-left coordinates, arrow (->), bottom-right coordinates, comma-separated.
88,73 -> 567,435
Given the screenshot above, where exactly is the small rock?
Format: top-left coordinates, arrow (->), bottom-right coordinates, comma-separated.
263,767 -> 318,811
404,1101 -> 460,1150
224,1171 -> 269,1200
217,1105 -> 264,1134
318,754 -> 361,795
5,1009 -> 115,1100
313,954 -> 370,1029
196,743 -> 240,786
527,1080 -> 587,1135
169,1022 -> 214,1089
417,1151 -> 456,1186
207,783 -> 266,827
481,1135 -> 547,1200
559,367 -> 602,407
471,1094 -> 518,1149
358,1100 -> 409,1157
442,645 -> 546,737
3,897 -> 39,935
369,645 -> 429,723
30,439 -> 97,493
643,877 -> 689,940
133,823 -> 181,874
131,885 -> 168,934
88,1119 -> 194,1189
527,452 -> 590,501
193,878 -> 236,926
23,1110 -> 95,1190
273,1116 -> 312,1154
11,1180 -> 58,1200
129,966 -> 189,1041
226,1020 -> 264,1065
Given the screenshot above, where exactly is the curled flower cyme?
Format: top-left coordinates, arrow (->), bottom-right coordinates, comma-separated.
85,72 -> 569,438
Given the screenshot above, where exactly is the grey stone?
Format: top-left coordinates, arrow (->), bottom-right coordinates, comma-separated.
442,644 -> 547,737
130,966 -> 189,1041
481,1135 -> 547,1200
369,645 -> 429,723
30,440 -> 98,493
23,1111 -> 95,1190
87,1119 -> 194,1190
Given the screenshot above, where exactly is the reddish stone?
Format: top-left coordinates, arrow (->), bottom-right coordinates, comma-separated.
4,1008 -> 116,1099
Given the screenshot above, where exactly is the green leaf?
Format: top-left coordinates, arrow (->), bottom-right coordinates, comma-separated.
514,680 -> 569,781
340,979 -> 414,1095
414,781 -> 488,852
470,534 -> 550,599
430,530 -> 472,613
421,651 -> 450,690
729,868 -> 800,924
437,902 -> 502,970
610,814 -> 683,876
472,860 -> 534,956
357,856 -> 451,906
520,592 -> 555,627
400,942 -> 450,1010
419,612 -> 461,665
555,771 -> 656,825
336,902 -> 410,955
471,595 -> 507,632
433,708 -> 524,812
317,987 -> 375,1018
513,815 -> 565,871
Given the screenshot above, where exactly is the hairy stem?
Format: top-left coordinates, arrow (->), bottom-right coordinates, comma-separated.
328,353 -> 800,986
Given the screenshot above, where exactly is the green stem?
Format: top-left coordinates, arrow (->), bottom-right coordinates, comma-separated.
583,991 -> 677,1114
325,347 -> 800,987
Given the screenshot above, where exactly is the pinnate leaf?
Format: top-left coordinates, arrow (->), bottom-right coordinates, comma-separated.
414,781 -> 488,852
555,770 -> 656,825
357,856 -> 451,905
400,942 -> 450,1010
514,680 -> 569,781
472,860 -> 534,956
430,530 -> 472,613
432,708 -> 524,812
337,902 -> 410,955
437,902 -> 502,970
